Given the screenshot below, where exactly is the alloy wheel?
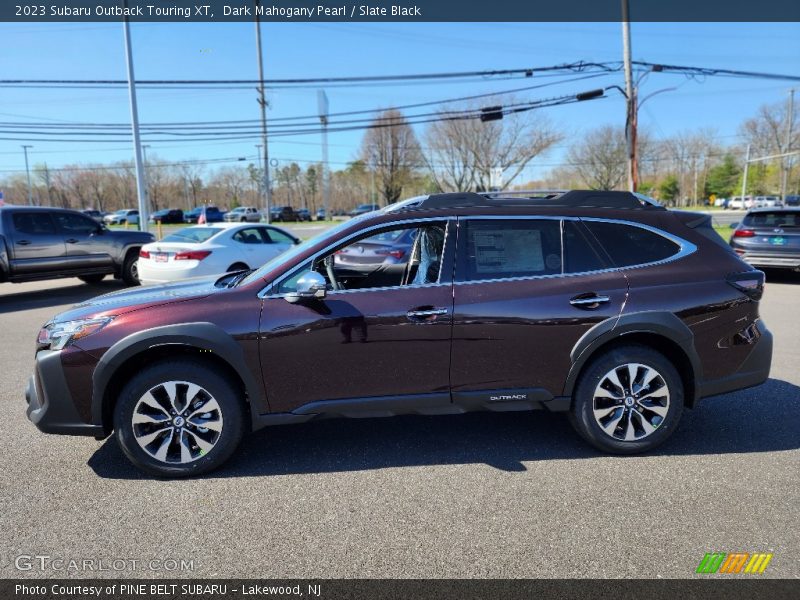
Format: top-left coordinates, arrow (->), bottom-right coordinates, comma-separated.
591,363 -> 670,442
131,381 -> 224,464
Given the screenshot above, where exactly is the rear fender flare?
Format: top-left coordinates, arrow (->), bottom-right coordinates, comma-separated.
563,311 -> 702,399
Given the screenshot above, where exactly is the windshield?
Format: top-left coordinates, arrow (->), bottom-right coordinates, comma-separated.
160,227 -> 223,243
239,217 -> 363,286
743,211 -> 800,228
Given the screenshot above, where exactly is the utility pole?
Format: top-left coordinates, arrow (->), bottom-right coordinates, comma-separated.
781,88 -> 795,202
318,89 -> 330,220
141,144 -> 151,209
621,0 -> 636,192
21,145 -> 33,206
122,3 -> 149,232
255,1 -> 271,223
741,144 -> 751,204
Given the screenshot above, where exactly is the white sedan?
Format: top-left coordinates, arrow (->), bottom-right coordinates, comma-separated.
138,223 -> 300,285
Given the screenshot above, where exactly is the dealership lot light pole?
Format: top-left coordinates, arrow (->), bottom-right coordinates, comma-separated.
122,4 -> 149,232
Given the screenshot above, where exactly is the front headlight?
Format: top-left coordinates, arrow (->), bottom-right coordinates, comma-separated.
37,316 -> 114,351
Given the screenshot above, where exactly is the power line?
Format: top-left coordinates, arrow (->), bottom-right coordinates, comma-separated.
0,61 -> 618,89
0,89 -> 607,144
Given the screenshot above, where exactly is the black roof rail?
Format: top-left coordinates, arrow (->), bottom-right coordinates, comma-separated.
416,190 -> 664,210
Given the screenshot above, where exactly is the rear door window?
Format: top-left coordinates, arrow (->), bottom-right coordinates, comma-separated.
12,212 -> 57,235
582,221 -> 680,268
458,219 -> 562,281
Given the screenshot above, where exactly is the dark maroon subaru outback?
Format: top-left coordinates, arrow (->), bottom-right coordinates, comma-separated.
26,191 -> 772,477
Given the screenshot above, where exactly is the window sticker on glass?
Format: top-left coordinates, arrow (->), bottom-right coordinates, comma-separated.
472,229 -> 544,274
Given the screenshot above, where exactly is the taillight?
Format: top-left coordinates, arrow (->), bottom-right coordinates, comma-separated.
733,229 -> 756,238
139,249 -> 150,259
727,270 -> 765,301
174,250 -> 212,261
388,249 -> 405,260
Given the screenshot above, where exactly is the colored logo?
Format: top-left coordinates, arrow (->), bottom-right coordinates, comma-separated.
696,552 -> 773,574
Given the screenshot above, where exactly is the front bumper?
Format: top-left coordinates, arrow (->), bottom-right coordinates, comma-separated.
698,320 -> 773,399
25,349 -> 104,437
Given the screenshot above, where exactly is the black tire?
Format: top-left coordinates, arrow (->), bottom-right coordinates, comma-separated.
113,359 -> 247,478
227,262 -> 249,272
121,250 -> 140,286
239,217 -> 246,222
568,344 -> 683,454
79,274 -> 105,284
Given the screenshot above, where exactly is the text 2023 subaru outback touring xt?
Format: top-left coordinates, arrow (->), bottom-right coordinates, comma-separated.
26,191 -> 772,477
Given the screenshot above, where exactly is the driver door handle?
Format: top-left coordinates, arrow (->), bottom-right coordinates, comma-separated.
407,307 -> 449,319
65,238 -> 79,244
569,294 -> 610,308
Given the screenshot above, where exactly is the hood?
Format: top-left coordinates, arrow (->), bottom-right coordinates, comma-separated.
52,276 -> 220,323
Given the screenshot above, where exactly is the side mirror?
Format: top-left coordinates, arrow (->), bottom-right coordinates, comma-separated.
729,222 -> 738,229
284,271 -> 327,304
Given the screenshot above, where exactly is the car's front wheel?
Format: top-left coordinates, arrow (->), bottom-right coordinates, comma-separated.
569,344 -> 683,454
113,360 -> 246,477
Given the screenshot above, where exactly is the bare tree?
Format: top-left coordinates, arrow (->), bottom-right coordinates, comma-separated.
361,109 -> 423,205
567,126 -> 628,190
209,166 -> 250,208
424,99 -> 562,192
740,100 -> 799,195
180,163 -> 204,209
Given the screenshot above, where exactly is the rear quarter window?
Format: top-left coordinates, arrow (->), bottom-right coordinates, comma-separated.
583,221 -> 680,268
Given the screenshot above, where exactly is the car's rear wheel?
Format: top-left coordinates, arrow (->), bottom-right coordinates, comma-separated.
113,360 -> 246,478
569,344 -> 683,454
121,250 -> 140,286
79,274 -> 105,284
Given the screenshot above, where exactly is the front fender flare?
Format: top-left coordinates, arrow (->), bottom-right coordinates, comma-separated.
91,322 -> 265,427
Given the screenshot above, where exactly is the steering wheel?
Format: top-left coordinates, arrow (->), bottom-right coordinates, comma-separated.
324,255 -> 342,291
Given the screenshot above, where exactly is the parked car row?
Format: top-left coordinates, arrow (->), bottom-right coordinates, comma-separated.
720,196 -> 784,210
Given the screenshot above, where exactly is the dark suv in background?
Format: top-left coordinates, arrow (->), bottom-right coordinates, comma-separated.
1,206 -> 154,286
26,191 -> 772,477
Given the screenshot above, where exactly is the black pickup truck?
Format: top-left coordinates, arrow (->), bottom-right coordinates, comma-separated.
0,206 -> 154,286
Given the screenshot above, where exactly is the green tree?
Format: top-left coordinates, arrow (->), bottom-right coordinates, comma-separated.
658,175 -> 680,204
705,154 -> 741,198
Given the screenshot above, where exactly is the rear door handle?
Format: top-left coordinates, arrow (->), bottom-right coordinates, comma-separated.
65,238 -> 79,244
16,240 -> 31,246
569,294 -> 610,308
407,307 -> 449,319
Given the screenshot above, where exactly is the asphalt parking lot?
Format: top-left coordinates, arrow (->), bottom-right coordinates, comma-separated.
0,273 -> 798,579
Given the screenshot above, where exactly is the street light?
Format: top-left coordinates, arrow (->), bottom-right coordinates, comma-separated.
21,145 -> 33,206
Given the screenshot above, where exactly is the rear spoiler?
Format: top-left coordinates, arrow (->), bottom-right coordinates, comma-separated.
671,210 -> 712,229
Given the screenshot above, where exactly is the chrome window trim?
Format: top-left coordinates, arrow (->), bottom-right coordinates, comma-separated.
454,215 -> 697,286
257,216 -> 453,300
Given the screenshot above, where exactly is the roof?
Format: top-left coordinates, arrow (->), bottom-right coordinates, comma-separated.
386,190 -> 665,213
